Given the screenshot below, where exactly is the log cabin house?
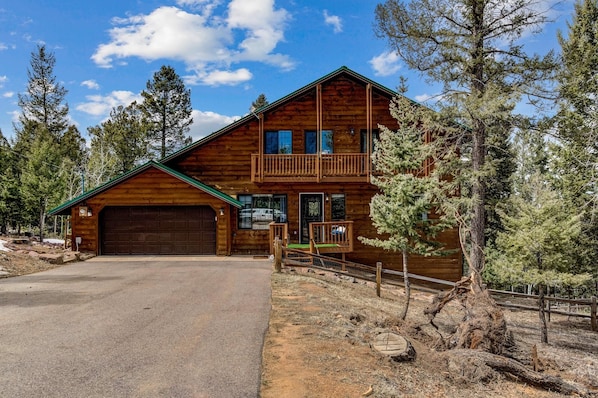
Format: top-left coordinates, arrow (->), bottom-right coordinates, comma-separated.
49,66 -> 462,281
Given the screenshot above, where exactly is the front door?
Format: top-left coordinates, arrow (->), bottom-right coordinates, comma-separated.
300,193 -> 324,244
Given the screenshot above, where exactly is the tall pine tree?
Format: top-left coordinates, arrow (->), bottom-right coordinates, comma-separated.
554,0 -> 598,278
360,95 -> 454,320
14,44 -> 81,238
374,0 -> 556,353
140,65 -> 192,159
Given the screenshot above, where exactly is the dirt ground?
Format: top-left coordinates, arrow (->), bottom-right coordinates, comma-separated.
2,241 -> 596,397
261,267 -> 598,398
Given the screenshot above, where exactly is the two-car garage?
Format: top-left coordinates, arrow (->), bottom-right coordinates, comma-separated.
100,206 -> 217,255
48,162 -> 242,256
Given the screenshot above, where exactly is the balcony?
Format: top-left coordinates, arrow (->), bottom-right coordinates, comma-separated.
251,153 -> 370,183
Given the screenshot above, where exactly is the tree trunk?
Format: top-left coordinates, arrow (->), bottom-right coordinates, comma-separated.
470,120 -> 486,293
39,197 -> 46,243
400,249 -> 410,320
538,284 -> 548,344
445,349 -> 590,397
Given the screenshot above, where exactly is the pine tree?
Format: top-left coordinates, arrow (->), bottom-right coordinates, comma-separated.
360,96 -> 454,320
0,130 -> 22,234
13,44 -> 82,237
20,128 -> 64,242
17,44 -> 69,142
491,173 -> 591,343
374,0 -> 556,353
554,0 -> 598,277
140,65 -> 193,159
250,93 -> 269,112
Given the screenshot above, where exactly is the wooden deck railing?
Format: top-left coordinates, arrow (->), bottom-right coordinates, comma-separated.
251,153 -> 369,182
268,221 -> 354,259
309,221 -> 354,259
269,222 -> 289,254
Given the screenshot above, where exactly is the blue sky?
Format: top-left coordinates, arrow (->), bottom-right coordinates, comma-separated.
0,0 -> 575,142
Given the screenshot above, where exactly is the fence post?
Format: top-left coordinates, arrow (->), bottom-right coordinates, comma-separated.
592,296 -> 597,332
376,262 -> 382,298
274,237 -> 282,273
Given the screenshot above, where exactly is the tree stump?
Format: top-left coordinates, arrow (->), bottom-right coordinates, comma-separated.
371,332 -> 416,362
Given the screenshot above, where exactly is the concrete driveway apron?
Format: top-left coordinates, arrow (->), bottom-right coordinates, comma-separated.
0,256 -> 272,398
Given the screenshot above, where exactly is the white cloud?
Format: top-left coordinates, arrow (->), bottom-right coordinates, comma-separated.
0,43 -> 7,51
369,51 -> 401,77
189,109 -> 239,140
81,80 -> 100,90
415,93 -> 434,103
2,91 -> 14,98
0,75 -> 7,87
323,10 -> 342,33
415,92 -> 445,105
92,1 -> 293,86
75,90 -> 142,118
185,68 -> 252,86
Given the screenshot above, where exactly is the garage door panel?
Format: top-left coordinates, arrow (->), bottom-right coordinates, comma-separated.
100,206 -> 216,255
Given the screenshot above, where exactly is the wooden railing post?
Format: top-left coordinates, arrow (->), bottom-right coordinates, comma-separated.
376,262 -> 382,297
274,237 -> 282,273
592,296 -> 597,332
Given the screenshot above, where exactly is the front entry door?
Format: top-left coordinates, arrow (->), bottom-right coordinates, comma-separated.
300,193 -> 324,244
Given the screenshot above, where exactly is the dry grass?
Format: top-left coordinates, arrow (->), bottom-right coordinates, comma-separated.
261,267 -> 598,398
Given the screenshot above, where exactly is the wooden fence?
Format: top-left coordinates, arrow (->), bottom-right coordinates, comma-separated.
274,243 -> 598,332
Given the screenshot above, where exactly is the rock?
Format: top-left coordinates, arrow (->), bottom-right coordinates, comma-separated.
78,252 -> 95,261
371,332 -> 417,362
38,253 -> 63,264
62,252 -> 80,263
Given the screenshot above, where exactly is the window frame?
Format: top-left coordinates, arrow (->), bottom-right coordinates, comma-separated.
265,130 -> 292,154
237,194 -> 288,230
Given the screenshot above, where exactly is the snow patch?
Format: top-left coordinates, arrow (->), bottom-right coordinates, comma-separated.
44,239 -> 65,245
0,239 -> 11,252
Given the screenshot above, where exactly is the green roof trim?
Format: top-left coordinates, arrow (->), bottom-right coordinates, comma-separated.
48,161 -> 242,216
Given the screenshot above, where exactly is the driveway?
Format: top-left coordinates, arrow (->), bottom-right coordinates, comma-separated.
0,256 -> 272,398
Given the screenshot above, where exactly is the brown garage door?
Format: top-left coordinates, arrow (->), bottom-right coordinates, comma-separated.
100,206 -> 216,255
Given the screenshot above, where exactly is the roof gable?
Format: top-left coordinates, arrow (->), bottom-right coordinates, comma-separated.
161,66 -> 400,163
48,161 -> 242,216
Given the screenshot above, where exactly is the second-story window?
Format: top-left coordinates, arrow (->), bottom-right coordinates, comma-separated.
265,130 -> 292,154
305,130 -> 333,154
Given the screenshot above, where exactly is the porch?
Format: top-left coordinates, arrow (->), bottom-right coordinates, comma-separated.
269,221 -> 354,259
251,153 -> 370,183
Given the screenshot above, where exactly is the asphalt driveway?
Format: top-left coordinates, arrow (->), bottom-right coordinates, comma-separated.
0,256 -> 272,398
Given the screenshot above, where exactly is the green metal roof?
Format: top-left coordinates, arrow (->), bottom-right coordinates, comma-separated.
48,161 -> 242,216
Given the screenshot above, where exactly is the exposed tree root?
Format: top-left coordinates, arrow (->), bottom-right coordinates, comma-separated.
424,276 -> 508,354
445,349 -> 594,397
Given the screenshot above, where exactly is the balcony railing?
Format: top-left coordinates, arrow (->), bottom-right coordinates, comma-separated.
251,153 -> 369,182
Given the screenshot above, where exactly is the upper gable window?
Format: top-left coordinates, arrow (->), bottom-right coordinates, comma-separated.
265,130 -> 292,154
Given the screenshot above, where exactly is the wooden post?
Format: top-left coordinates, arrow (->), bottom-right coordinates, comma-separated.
591,296 -> 597,332
376,262 -> 382,298
547,285 -> 551,323
274,237 -> 282,273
